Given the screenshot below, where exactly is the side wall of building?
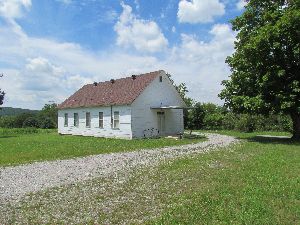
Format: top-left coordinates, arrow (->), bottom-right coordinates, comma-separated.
58,105 -> 132,139
131,71 -> 185,138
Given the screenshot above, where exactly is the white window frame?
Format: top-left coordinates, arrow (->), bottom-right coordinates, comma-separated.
74,113 -> 79,127
86,112 -> 91,128
64,113 -> 68,127
113,111 -> 120,129
99,112 -> 104,128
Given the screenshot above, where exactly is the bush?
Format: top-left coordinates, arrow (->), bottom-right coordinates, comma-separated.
222,112 -> 237,130
203,113 -> 224,130
0,116 -> 16,128
22,117 -> 39,128
234,114 -> 256,132
187,103 -> 205,129
39,117 -> 56,129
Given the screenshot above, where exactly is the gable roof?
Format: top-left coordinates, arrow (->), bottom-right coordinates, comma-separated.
58,70 -> 163,109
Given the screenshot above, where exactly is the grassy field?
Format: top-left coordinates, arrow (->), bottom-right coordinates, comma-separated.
0,128 -> 205,167
2,130 -> 299,224
148,131 -> 300,224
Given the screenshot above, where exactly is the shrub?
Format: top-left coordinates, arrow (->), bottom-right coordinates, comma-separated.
233,114 -> 255,132
0,116 -> 16,128
39,117 -> 56,129
187,103 -> 205,129
22,117 -> 39,128
203,113 -> 224,130
222,112 -> 237,130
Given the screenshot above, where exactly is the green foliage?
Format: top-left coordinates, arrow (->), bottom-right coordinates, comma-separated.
185,102 -> 292,132
234,114 -> 256,132
39,117 -> 56,129
0,104 -> 58,129
0,107 -> 39,116
35,103 -> 58,128
219,0 -> 300,138
22,117 -> 39,128
0,116 -> 16,128
15,113 -> 34,128
203,113 -> 224,130
187,102 -> 205,129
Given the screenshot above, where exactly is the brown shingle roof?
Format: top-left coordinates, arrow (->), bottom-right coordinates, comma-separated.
58,70 -> 163,109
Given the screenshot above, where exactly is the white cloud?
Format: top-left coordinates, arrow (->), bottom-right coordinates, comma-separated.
236,0 -> 247,10
178,0 -> 225,24
174,24 -> 235,64
56,0 -> 72,5
1,57 -> 92,109
0,1 -> 236,109
0,20 -> 162,109
0,0 -> 31,19
114,2 -> 168,53
171,26 -> 176,33
0,21 -> 236,108
166,24 -> 236,103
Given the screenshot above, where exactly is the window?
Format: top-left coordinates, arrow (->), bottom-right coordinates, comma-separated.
99,112 -> 103,128
113,111 -> 119,129
159,76 -> 162,82
74,113 -> 79,127
64,113 -> 68,127
86,112 -> 91,128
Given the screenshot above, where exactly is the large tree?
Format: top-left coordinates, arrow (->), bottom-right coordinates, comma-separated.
0,74 -> 5,106
219,0 -> 300,139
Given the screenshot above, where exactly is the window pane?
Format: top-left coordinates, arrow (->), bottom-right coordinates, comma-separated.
113,111 -> 119,128
114,119 -> 119,129
86,112 -> 91,127
114,111 -> 119,120
99,112 -> 103,128
74,113 -> 79,127
64,113 -> 68,126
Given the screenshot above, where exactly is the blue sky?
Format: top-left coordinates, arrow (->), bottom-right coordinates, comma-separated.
0,0 -> 246,109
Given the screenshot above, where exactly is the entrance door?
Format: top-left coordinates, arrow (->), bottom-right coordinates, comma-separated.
157,112 -> 165,135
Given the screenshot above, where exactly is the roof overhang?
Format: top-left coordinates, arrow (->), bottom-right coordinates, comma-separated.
150,106 -> 193,110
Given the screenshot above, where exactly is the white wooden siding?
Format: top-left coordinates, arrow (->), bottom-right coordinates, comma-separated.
131,71 -> 185,138
58,105 -> 132,139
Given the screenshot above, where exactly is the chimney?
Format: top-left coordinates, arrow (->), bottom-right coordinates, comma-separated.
110,79 -> 115,84
131,75 -> 136,80
93,82 -> 98,86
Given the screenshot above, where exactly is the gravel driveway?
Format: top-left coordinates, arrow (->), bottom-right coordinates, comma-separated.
0,133 -> 237,204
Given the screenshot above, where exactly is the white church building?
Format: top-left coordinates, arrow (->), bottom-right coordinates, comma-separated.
57,70 -> 186,139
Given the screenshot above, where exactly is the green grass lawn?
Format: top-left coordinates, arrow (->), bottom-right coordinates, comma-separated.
146,131 -> 300,224
0,129 -> 205,167
1,130 -> 299,224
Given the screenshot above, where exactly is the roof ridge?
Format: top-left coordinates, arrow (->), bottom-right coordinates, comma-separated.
58,70 -> 164,109
90,70 -> 163,85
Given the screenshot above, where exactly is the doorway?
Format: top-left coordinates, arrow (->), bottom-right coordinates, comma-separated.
157,111 -> 165,135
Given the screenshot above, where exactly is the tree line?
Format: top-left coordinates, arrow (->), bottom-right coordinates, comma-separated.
175,83 -> 292,133
0,103 -> 57,129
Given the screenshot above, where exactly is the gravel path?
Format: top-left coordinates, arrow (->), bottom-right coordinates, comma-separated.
0,133 -> 237,204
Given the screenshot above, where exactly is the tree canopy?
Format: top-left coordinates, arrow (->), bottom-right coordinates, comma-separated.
219,0 -> 300,139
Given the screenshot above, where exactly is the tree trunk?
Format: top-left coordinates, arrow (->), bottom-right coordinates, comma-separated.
291,112 -> 300,140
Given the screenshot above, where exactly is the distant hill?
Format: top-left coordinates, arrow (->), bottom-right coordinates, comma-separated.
0,107 -> 39,116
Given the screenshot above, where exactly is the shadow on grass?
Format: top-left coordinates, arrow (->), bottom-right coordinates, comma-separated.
246,135 -> 300,145
0,135 -> 17,138
184,134 -> 206,140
